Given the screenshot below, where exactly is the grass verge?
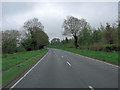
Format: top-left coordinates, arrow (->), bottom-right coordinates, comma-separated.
49,46 -> 118,65
2,49 -> 48,86
2,50 -> 44,71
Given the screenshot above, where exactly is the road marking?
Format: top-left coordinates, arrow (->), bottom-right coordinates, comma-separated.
88,85 -> 94,90
67,61 -> 71,66
10,52 -> 48,89
62,56 -> 64,58
62,50 -> 119,68
74,53 -> 119,68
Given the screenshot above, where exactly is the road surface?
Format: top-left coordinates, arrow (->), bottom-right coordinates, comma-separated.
11,48 -> 118,88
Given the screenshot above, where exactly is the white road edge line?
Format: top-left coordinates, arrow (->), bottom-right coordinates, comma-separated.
67,61 -> 71,66
88,85 -> 94,90
62,50 -> 119,68
10,52 -> 48,89
82,55 -> 119,68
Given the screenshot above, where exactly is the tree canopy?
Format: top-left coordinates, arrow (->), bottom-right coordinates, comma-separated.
22,18 -> 49,51
2,18 -> 49,54
2,30 -> 20,53
62,16 -> 90,48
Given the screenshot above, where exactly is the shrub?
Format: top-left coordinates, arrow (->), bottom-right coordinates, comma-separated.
16,47 -> 26,52
104,44 -> 118,52
2,54 -> 9,58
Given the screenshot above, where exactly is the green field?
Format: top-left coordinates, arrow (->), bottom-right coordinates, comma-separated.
49,47 -> 118,65
2,49 -> 48,85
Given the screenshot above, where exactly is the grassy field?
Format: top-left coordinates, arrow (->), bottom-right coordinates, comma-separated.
49,46 -> 118,65
2,49 -> 48,85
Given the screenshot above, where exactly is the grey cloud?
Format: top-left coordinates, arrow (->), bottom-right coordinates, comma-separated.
2,2 -> 118,40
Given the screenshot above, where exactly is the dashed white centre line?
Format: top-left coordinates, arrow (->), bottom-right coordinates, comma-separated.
67,61 -> 71,66
88,85 -> 94,90
61,49 -> 119,68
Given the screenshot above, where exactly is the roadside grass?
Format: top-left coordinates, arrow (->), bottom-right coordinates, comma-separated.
49,46 -> 118,65
2,50 -> 45,71
2,49 -> 48,86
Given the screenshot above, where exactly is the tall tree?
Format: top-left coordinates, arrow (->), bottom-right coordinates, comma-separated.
104,23 -> 116,44
78,28 -> 91,45
91,30 -> 102,44
2,30 -> 20,53
22,18 -> 49,50
23,18 -> 44,38
62,16 -> 90,48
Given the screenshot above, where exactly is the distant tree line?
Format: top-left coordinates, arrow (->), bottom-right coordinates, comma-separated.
50,16 -> 118,52
2,16 -> 119,53
50,38 -> 60,45
2,18 -> 49,54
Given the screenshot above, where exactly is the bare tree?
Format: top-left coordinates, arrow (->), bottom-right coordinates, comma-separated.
23,18 -> 44,38
62,16 -> 90,48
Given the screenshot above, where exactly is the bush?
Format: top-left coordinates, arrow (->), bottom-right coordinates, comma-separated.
2,54 -> 9,58
89,44 -> 104,51
79,44 -> 104,51
104,44 -> 118,52
16,47 -> 26,52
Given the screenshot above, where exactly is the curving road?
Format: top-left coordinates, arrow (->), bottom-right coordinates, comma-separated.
11,48 -> 118,88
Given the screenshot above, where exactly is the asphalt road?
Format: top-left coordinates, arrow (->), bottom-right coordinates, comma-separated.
12,48 -> 118,88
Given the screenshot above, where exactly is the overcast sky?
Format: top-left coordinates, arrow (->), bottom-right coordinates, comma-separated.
2,2 -> 118,40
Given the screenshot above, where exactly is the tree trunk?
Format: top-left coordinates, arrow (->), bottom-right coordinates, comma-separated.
74,35 -> 78,49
